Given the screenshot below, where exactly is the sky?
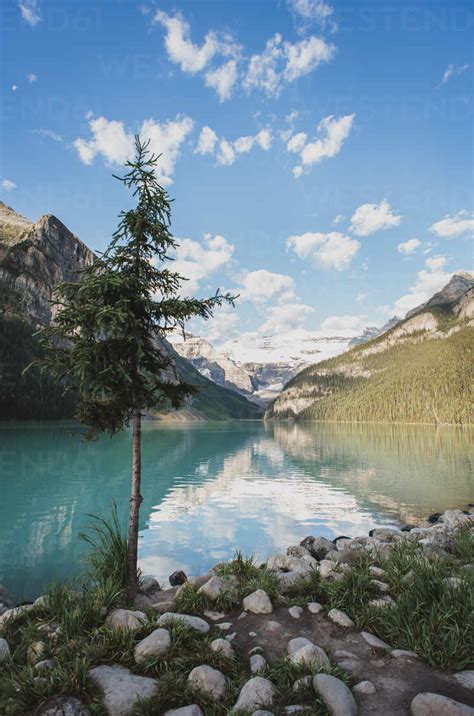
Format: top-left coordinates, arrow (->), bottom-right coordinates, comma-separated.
1,0 -> 473,344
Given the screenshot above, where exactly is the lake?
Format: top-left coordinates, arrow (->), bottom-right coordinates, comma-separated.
0,420 -> 473,602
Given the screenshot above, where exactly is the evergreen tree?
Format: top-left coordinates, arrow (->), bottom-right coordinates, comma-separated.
35,137 -> 234,598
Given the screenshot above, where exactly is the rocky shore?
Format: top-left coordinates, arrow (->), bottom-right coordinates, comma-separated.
1,507 -> 473,715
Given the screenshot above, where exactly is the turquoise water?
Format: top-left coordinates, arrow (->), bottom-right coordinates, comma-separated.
0,420 -> 473,601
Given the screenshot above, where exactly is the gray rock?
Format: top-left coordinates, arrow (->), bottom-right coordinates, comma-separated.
204,610 -> 227,621
188,664 -> 226,700
252,712 -> 274,716
267,554 -> 315,574
275,571 -> 305,593
226,632 -> 237,641
33,696 -> 91,715
35,659 -> 55,672
0,638 -> 11,663
300,536 -> 334,559
242,590 -> 273,614
210,638 -> 234,658
262,620 -> 281,633
250,654 -> 267,674
371,579 -> 390,593
390,649 -> 418,659
318,560 -> 336,579
369,596 -> 396,609
443,577 -> 463,591
216,622 -> 233,631
287,545 -> 313,560
290,644 -> 330,670
410,692 -> 474,715
307,602 -> 323,614
233,677 -> 278,712
369,566 -> 387,578
134,628 -> 171,663
353,680 -> 376,695
88,664 -> 158,716
293,676 -> 312,692
164,707 -> 203,716
370,527 -> 401,542
333,649 -> 358,659
140,576 -> 160,594
169,570 -> 187,586
328,608 -> 355,628
336,658 -> 362,674
157,612 -> 210,634
313,674 -> 357,716
439,510 -> 473,529
105,609 -> 147,631
198,576 -> 226,601
360,631 -> 391,652
150,600 -> 176,613
0,603 -> 35,626
288,606 -> 303,619
285,707 -> 307,713
288,637 -> 313,654
454,671 -> 474,690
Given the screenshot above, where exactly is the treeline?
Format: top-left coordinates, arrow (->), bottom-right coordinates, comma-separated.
299,328 -> 473,425
0,313 -> 76,420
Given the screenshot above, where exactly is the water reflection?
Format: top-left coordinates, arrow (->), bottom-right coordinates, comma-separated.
0,421 -> 472,600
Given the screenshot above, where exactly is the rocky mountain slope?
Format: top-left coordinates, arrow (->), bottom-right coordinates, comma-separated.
0,203 -> 261,421
266,273 -> 474,425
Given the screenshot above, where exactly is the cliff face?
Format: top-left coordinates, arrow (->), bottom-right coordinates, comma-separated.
0,203 -> 95,326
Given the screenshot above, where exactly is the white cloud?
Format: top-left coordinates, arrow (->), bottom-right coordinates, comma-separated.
244,33 -> 334,97
429,210 -> 474,239
397,238 -> 420,255
173,233 -> 234,294
350,199 -> 401,237
288,0 -> 335,29
203,306 -> 239,344
321,314 -> 368,332
442,63 -> 469,84
259,302 -> 314,334
287,231 -> 360,271
289,115 -> 355,176
32,129 -> 63,142
26,72 -> 37,83
73,114 -> 193,185
333,214 -> 344,224
393,256 -> 450,316
205,60 -> 238,101
153,11 -> 220,74
1,179 -> 17,191
239,270 -> 296,304
11,85 -> 17,92
195,126 -> 218,155
18,0 -> 41,26
197,126 -> 272,166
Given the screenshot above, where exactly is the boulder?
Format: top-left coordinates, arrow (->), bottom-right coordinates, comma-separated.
289,644 -> 330,670
300,536 -> 334,560
439,510 -> 473,529
267,554 -> 315,573
105,609 -> 147,631
242,590 -> 273,614
287,545 -> 313,560
134,628 -> 171,663
313,674 -> 357,716
210,638 -> 234,658
88,664 -> 157,716
140,576 -> 160,594
410,692 -> 474,715
157,613 -> 210,634
275,571 -> 305,593
232,677 -> 278,712
33,697 -> 90,715
169,570 -> 187,586
288,637 -> 313,655
319,560 -> 336,579
198,575 -> 237,602
328,609 -> 354,628
188,665 -> 226,700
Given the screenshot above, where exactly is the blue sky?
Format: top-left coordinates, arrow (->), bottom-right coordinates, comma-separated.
1,0 -> 473,342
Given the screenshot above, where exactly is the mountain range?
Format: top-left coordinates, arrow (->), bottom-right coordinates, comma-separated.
265,272 -> 474,425
0,202 -> 260,421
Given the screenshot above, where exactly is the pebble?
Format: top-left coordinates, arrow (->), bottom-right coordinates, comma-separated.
289,606 -> 303,619
391,649 -> 418,659
410,692 -> 474,715
140,576 -> 160,594
333,649 -> 358,659
204,610 -> 226,621
233,677 -> 278,712
454,671 -> 474,691
35,659 -> 54,672
188,665 -> 226,700
353,680 -> 376,695
328,608 -> 355,628
242,590 -> 273,614
134,628 -> 171,663
238,611 -> 248,620
360,631 -> 391,653
313,673 -> 357,716
250,653 -> 267,674
210,638 -> 234,658
226,632 -> 237,641
216,622 -> 233,631
307,602 -> 323,614
249,631 -> 258,637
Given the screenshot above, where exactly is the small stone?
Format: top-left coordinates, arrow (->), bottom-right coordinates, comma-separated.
35,659 -> 54,672
0,638 -> 11,663
238,611 -> 248,620
249,646 -> 264,655
360,631 -> 391,653
140,576 -> 160,594
88,664 -> 157,716
328,608 -> 355,628
216,622 -> 233,631
249,631 -> 257,637
313,673 -> 357,716
369,596 -> 396,609
353,680 -> 376,695
105,609 -> 147,631
336,659 -> 362,674
210,638 -> 234,658
371,580 -> 391,593
226,632 -> 237,641
233,677 -> 278,712
164,707 -> 203,716
369,566 -> 387,578
157,612 -> 210,634
263,620 -> 281,633
243,590 -> 273,614
289,606 -> 303,619
27,641 -> 46,665
33,696 -> 90,715
250,654 -> 267,674
391,649 -> 418,659
454,671 -> 474,690
134,628 -> 171,663
285,707 -> 307,713
204,610 -> 227,621
410,692 -> 474,715
308,602 -> 323,614
290,644 -> 330,670
169,570 -> 187,586
188,664 -> 226,700
333,649 -> 358,659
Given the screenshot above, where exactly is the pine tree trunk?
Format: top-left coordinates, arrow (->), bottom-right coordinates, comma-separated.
127,409 -> 142,601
